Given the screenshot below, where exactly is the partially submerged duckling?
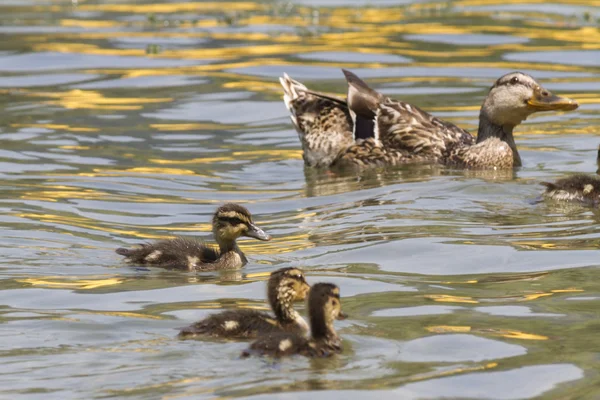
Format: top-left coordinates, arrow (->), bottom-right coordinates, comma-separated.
242,282 -> 346,358
542,146 -> 600,205
281,70 -> 578,169
178,267 -> 310,339
116,203 -> 270,271
542,175 -> 600,206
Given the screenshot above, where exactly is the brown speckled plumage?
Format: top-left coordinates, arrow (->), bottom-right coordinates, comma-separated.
178,268 -> 310,339
280,70 -> 578,170
115,203 -> 270,271
242,283 -> 346,358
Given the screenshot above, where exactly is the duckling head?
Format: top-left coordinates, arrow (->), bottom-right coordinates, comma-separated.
308,283 -> 347,339
268,268 -> 311,326
212,203 -> 271,247
481,72 -> 578,129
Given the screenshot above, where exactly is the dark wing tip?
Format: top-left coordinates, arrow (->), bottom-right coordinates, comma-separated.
342,69 -> 371,91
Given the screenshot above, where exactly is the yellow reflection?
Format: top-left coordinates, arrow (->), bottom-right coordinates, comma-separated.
519,293 -> 553,301
77,168 -> 213,180
20,187 -> 113,202
92,311 -> 162,320
17,212 -> 170,239
60,19 -> 123,28
246,271 -> 271,279
143,223 -> 211,232
551,289 -> 584,293
151,156 -> 234,164
425,294 -> 479,304
495,330 -> 548,341
18,277 -> 123,290
427,325 -> 548,340
11,123 -> 98,133
151,123 -> 239,131
150,149 -> 302,164
25,89 -> 170,111
60,145 -> 91,150
426,325 -> 472,333
241,233 -> 312,255
223,80 -> 283,93
80,2 -> 262,13
408,362 -> 497,383
125,167 -> 196,175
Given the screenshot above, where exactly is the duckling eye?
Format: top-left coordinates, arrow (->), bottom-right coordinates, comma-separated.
510,76 -> 519,85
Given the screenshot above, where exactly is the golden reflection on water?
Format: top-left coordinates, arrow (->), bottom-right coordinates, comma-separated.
426,325 -> 549,340
21,89 -> 171,110
79,2 -> 262,14
11,123 -> 98,133
18,277 -> 123,290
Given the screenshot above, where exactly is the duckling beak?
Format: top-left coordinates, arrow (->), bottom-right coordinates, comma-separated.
527,86 -> 578,112
245,223 -> 271,241
337,311 -> 348,320
298,282 -> 311,300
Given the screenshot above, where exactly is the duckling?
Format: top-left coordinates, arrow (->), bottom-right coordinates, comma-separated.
281,70 -> 578,169
542,175 -> 600,205
541,146 -> 600,205
242,282 -> 347,358
178,267 -> 310,339
115,203 -> 270,271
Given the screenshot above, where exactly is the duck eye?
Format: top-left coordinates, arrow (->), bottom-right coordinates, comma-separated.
511,76 -> 519,85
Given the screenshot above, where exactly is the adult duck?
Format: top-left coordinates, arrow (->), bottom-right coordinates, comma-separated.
280,70 -> 578,169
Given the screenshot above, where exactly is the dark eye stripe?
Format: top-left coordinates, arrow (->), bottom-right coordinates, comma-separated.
493,79 -> 535,89
218,216 -> 247,226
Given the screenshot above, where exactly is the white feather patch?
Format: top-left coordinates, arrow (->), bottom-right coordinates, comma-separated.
187,256 -> 199,268
145,250 -> 162,261
278,338 -> 292,352
223,320 -> 239,331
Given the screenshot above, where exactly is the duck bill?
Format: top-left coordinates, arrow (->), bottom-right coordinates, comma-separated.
336,311 -> 348,320
245,223 -> 271,241
527,88 -> 578,112
298,282 -> 311,300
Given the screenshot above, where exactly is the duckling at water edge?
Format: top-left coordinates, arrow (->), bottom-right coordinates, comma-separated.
116,203 -> 271,271
242,282 -> 346,358
542,146 -> 600,206
178,267 -> 310,339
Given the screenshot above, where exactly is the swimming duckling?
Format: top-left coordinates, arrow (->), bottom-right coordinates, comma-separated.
116,203 -> 270,271
542,176 -> 600,206
542,146 -> 600,205
281,70 -> 578,169
178,267 -> 310,339
242,282 -> 346,358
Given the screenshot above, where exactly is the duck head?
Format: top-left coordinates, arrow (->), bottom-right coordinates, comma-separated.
478,72 -> 578,167
212,203 -> 271,249
481,72 -> 578,128
309,283 -> 347,340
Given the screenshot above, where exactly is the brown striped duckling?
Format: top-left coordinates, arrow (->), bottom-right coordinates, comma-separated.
281,70 -> 578,169
542,146 -> 600,206
242,282 -> 346,358
178,267 -> 310,339
116,203 -> 270,271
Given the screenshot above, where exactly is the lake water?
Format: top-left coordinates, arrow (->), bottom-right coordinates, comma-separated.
0,1 -> 599,399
